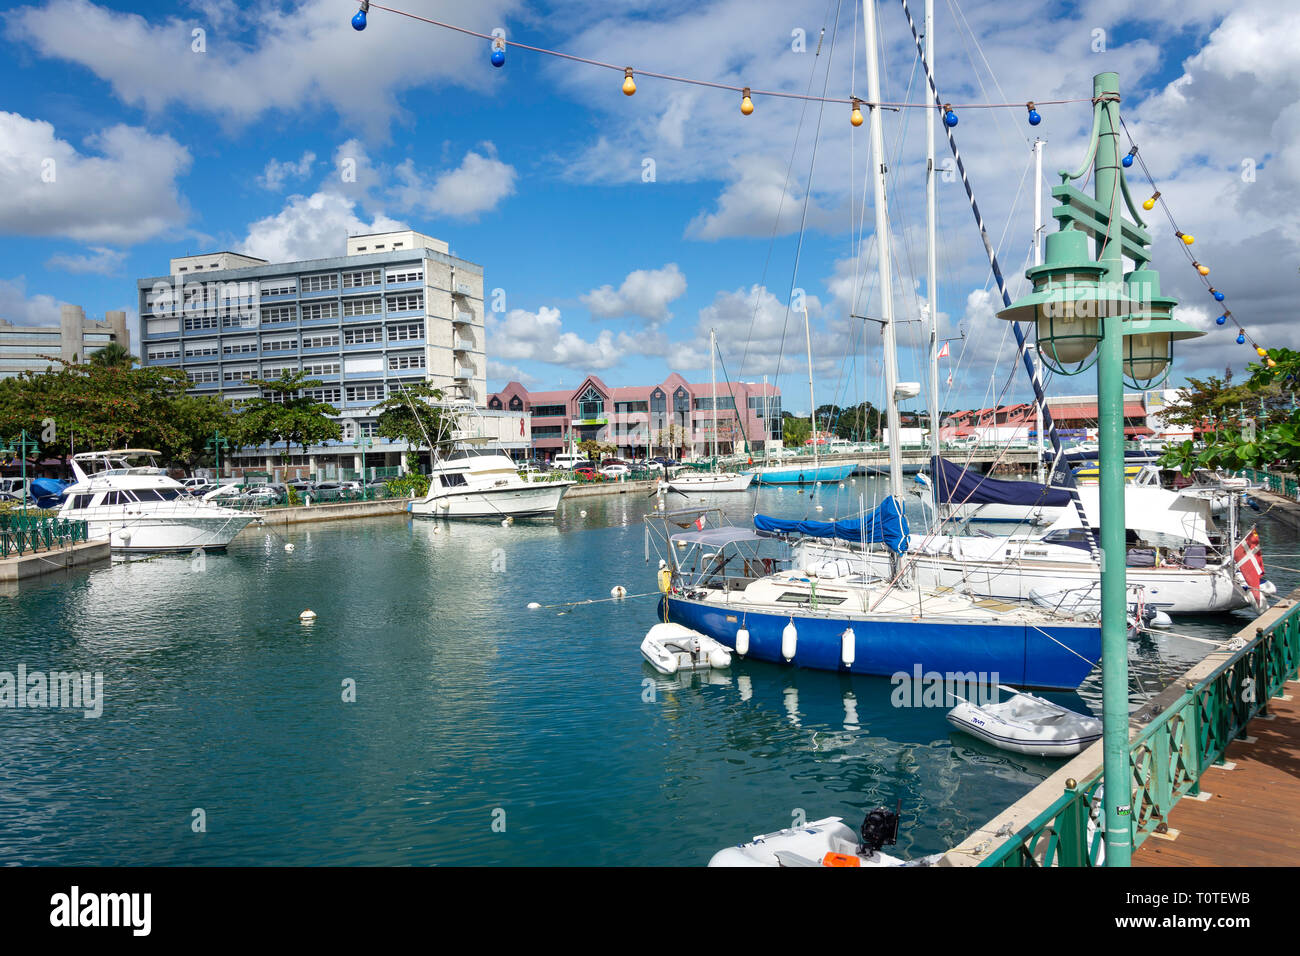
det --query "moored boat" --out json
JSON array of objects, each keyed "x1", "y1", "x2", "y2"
[
  {"x1": 639, "y1": 622, "x2": 732, "y2": 675},
  {"x1": 946, "y1": 691, "x2": 1102, "y2": 758}
]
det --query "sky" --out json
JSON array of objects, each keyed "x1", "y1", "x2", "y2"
[{"x1": 1, "y1": 0, "x2": 1296, "y2": 417}]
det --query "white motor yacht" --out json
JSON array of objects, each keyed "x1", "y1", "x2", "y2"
[
  {"x1": 58, "y1": 449, "x2": 259, "y2": 552},
  {"x1": 408, "y1": 451, "x2": 572, "y2": 519}
]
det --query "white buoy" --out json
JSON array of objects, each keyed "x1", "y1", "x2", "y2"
[
  {"x1": 610, "y1": 585, "x2": 627, "y2": 598},
  {"x1": 299, "y1": 609, "x2": 316, "y2": 623},
  {"x1": 839, "y1": 483, "x2": 845, "y2": 489},
  {"x1": 527, "y1": 602, "x2": 541, "y2": 609},
  {"x1": 580, "y1": 510, "x2": 587, "y2": 517},
  {"x1": 501, "y1": 518, "x2": 510, "y2": 527},
  {"x1": 735, "y1": 627, "x2": 750, "y2": 657},
  {"x1": 284, "y1": 543, "x2": 295, "y2": 552},
  {"x1": 841, "y1": 627, "x2": 856, "y2": 667},
  {"x1": 709, "y1": 648, "x2": 732, "y2": 669},
  {"x1": 781, "y1": 620, "x2": 798, "y2": 661},
  {"x1": 815, "y1": 504, "x2": 824, "y2": 511}
]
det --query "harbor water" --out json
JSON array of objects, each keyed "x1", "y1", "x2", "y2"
[{"x1": 0, "y1": 477, "x2": 1291, "y2": 866}]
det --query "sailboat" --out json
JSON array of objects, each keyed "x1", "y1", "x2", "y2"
[
  {"x1": 646, "y1": 0, "x2": 1101, "y2": 691},
  {"x1": 745, "y1": 309, "x2": 855, "y2": 486},
  {"x1": 664, "y1": 329, "x2": 755, "y2": 493}
]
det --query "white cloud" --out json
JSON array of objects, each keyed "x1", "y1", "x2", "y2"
[
  {"x1": 0, "y1": 276, "x2": 68, "y2": 326},
  {"x1": 44, "y1": 246, "x2": 127, "y2": 276},
  {"x1": 7, "y1": 0, "x2": 521, "y2": 137},
  {"x1": 486, "y1": 306, "x2": 626, "y2": 370},
  {"x1": 258, "y1": 151, "x2": 317, "y2": 191},
  {"x1": 686, "y1": 155, "x2": 840, "y2": 240},
  {"x1": 581, "y1": 263, "x2": 686, "y2": 324},
  {"x1": 0, "y1": 111, "x2": 190, "y2": 244},
  {"x1": 668, "y1": 285, "x2": 825, "y2": 379},
  {"x1": 392, "y1": 145, "x2": 518, "y2": 220},
  {"x1": 486, "y1": 360, "x2": 540, "y2": 387},
  {"x1": 239, "y1": 192, "x2": 406, "y2": 263}
]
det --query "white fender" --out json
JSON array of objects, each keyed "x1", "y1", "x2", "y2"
[
  {"x1": 735, "y1": 627, "x2": 750, "y2": 657},
  {"x1": 841, "y1": 627, "x2": 856, "y2": 667},
  {"x1": 782, "y1": 621, "x2": 798, "y2": 662}
]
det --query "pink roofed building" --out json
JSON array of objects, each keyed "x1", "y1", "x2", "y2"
[{"x1": 488, "y1": 374, "x2": 782, "y2": 461}]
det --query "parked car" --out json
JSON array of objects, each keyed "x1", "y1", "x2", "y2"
[
  {"x1": 600, "y1": 464, "x2": 630, "y2": 479},
  {"x1": 573, "y1": 467, "x2": 601, "y2": 481},
  {"x1": 651, "y1": 456, "x2": 679, "y2": 468}
]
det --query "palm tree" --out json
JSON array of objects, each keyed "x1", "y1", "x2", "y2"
[{"x1": 88, "y1": 342, "x2": 137, "y2": 368}]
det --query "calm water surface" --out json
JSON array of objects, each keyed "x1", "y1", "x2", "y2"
[{"x1": 1, "y1": 477, "x2": 1292, "y2": 865}]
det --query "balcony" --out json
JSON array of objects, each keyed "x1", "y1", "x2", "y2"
[
  {"x1": 453, "y1": 338, "x2": 475, "y2": 352},
  {"x1": 453, "y1": 365, "x2": 475, "y2": 380},
  {"x1": 452, "y1": 310, "x2": 473, "y2": 326},
  {"x1": 453, "y1": 283, "x2": 473, "y2": 298}
]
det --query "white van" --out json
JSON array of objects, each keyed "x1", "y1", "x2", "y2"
[{"x1": 553, "y1": 453, "x2": 587, "y2": 469}]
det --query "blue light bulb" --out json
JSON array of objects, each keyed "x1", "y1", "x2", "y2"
[
  {"x1": 1122, "y1": 153, "x2": 1134, "y2": 168},
  {"x1": 1214, "y1": 290, "x2": 1225, "y2": 301},
  {"x1": 1216, "y1": 315, "x2": 1227, "y2": 325},
  {"x1": 491, "y1": 47, "x2": 505, "y2": 68},
  {"x1": 351, "y1": 9, "x2": 366, "y2": 30},
  {"x1": 1027, "y1": 109, "x2": 1041, "y2": 126},
  {"x1": 944, "y1": 110, "x2": 958, "y2": 128},
  {"x1": 1237, "y1": 333, "x2": 1247, "y2": 345}
]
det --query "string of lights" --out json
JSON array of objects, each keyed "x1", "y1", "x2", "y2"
[
  {"x1": 347, "y1": 0, "x2": 1091, "y2": 123},
  {"x1": 1119, "y1": 117, "x2": 1273, "y2": 368}
]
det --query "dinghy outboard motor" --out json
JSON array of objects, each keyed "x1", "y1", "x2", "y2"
[{"x1": 859, "y1": 802, "x2": 900, "y2": 855}]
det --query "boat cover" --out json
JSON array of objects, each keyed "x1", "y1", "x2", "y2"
[
  {"x1": 931, "y1": 456, "x2": 1073, "y2": 508},
  {"x1": 754, "y1": 496, "x2": 910, "y2": 554}
]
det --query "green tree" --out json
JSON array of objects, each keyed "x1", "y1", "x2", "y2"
[
  {"x1": 578, "y1": 438, "x2": 615, "y2": 461},
  {"x1": 87, "y1": 342, "x2": 137, "y2": 368},
  {"x1": 1161, "y1": 350, "x2": 1300, "y2": 474},
  {"x1": 370, "y1": 381, "x2": 451, "y2": 471},
  {"x1": 782, "y1": 416, "x2": 811, "y2": 447},
  {"x1": 233, "y1": 371, "x2": 342, "y2": 465}
]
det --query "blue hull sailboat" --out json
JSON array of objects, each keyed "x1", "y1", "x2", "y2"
[{"x1": 748, "y1": 462, "x2": 856, "y2": 485}]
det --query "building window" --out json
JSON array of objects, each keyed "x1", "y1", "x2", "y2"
[
  {"x1": 531, "y1": 404, "x2": 567, "y2": 418},
  {"x1": 693, "y1": 397, "x2": 735, "y2": 411},
  {"x1": 616, "y1": 401, "x2": 649, "y2": 413},
  {"x1": 343, "y1": 269, "x2": 382, "y2": 289},
  {"x1": 261, "y1": 305, "x2": 296, "y2": 323},
  {"x1": 386, "y1": 293, "x2": 423, "y2": 313},
  {"x1": 302, "y1": 361, "x2": 340, "y2": 376},
  {"x1": 221, "y1": 314, "x2": 259, "y2": 329},
  {"x1": 387, "y1": 269, "x2": 423, "y2": 284},
  {"x1": 387, "y1": 322, "x2": 424, "y2": 341},
  {"x1": 489, "y1": 397, "x2": 503, "y2": 410},
  {"x1": 343, "y1": 297, "x2": 382, "y2": 317},
  {"x1": 673, "y1": 388, "x2": 690, "y2": 414},
  {"x1": 301, "y1": 273, "x2": 339, "y2": 293},
  {"x1": 388, "y1": 353, "x2": 425, "y2": 370},
  {"x1": 343, "y1": 326, "x2": 383, "y2": 345},
  {"x1": 531, "y1": 425, "x2": 563, "y2": 438},
  {"x1": 302, "y1": 333, "x2": 339, "y2": 349},
  {"x1": 345, "y1": 384, "x2": 386, "y2": 403},
  {"x1": 260, "y1": 280, "x2": 297, "y2": 296},
  {"x1": 223, "y1": 368, "x2": 257, "y2": 383},
  {"x1": 305, "y1": 387, "x2": 341, "y2": 403},
  {"x1": 223, "y1": 340, "x2": 259, "y2": 355},
  {"x1": 187, "y1": 369, "x2": 220, "y2": 384},
  {"x1": 509, "y1": 396, "x2": 523, "y2": 411},
  {"x1": 577, "y1": 385, "x2": 604, "y2": 419},
  {"x1": 184, "y1": 341, "x2": 219, "y2": 358},
  {"x1": 302, "y1": 301, "x2": 339, "y2": 321},
  {"x1": 183, "y1": 315, "x2": 220, "y2": 332},
  {"x1": 146, "y1": 345, "x2": 180, "y2": 360}
]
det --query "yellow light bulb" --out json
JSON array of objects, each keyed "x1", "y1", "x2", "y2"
[
  {"x1": 1268, "y1": 358, "x2": 1278, "y2": 368},
  {"x1": 1142, "y1": 197, "x2": 1155, "y2": 211},
  {"x1": 1183, "y1": 233, "x2": 1195, "y2": 245},
  {"x1": 850, "y1": 101, "x2": 863, "y2": 127},
  {"x1": 741, "y1": 88, "x2": 753, "y2": 116},
  {"x1": 622, "y1": 69, "x2": 636, "y2": 96},
  {"x1": 1257, "y1": 347, "x2": 1268, "y2": 357},
  {"x1": 1196, "y1": 264, "x2": 1209, "y2": 276}
]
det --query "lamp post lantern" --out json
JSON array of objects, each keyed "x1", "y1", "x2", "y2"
[{"x1": 997, "y1": 72, "x2": 1204, "y2": 866}]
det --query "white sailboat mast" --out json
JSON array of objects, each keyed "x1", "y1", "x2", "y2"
[
  {"x1": 925, "y1": 0, "x2": 940, "y2": 465},
  {"x1": 864, "y1": 0, "x2": 904, "y2": 503},
  {"x1": 710, "y1": 327, "x2": 718, "y2": 459},
  {"x1": 1034, "y1": 137, "x2": 1045, "y2": 483},
  {"x1": 804, "y1": 306, "x2": 817, "y2": 470}
]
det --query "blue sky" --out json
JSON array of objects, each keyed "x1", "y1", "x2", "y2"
[{"x1": 2, "y1": 0, "x2": 1295, "y2": 416}]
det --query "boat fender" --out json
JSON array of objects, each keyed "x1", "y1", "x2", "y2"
[
  {"x1": 840, "y1": 627, "x2": 856, "y2": 667},
  {"x1": 781, "y1": 621, "x2": 797, "y2": 662},
  {"x1": 299, "y1": 609, "x2": 316, "y2": 624},
  {"x1": 526, "y1": 602, "x2": 541, "y2": 609},
  {"x1": 735, "y1": 627, "x2": 750, "y2": 657},
  {"x1": 709, "y1": 648, "x2": 732, "y2": 669},
  {"x1": 610, "y1": 585, "x2": 627, "y2": 598},
  {"x1": 657, "y1": 568, "x2": 672, "y2": 594},
  {"x1": 284, "y1": 543, "x2": 295, "y2": 552}
]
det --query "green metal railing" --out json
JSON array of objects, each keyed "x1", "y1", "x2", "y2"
[
  {"x1": 979, "y1": 595, "x2": 1300, "y2": 866},
  {"x1": 1241, "y1": 467, "x2": 1299, "y2": 499},
  {"x1": 0, "y1": 512, "x2": 90, "y2": 558}
]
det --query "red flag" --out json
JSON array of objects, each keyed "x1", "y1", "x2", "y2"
[
  {"x1": 937, "y1": 341, "x2": 950, "y2": 359},
  {"x1": 694, "y1": 514, "x2": 706, "y2": 531},
  {"x1": 1233, "y1": 528, "x2": 1267, "y2": 608}
]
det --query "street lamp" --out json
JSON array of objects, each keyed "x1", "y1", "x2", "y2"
[
  {"x1": 352, "y1": 420, "x2": 372, "y2": 500},
  {"x1": 206, "y1": 430, "x2": 229, "y2": 480},
  {"x1": 0, "y1": 430, "x2": 39, "y2": 518},
  {"x1": 996, "y1": 71, "x2": 1205, "y2": 868}
]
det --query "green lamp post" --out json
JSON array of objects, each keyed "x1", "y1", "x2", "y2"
[
  {"x1": 354, "y1": 422, "x2": 372, "y2": 501},
  {"x1": 1, "y1": 430, "x2": 39, "y2": 518},
  {"x1": 206, "y1": 430, "x2": 229, "y2": 480},
  {"x1": 997, "y1": 72, "x2": 1205, "y2": 867}
]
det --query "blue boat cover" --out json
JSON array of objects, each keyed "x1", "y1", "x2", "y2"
[
  {"x1": 30, "y1": 477, "x2": 70, "y2": 509},
  {"x1": 931, "y1": 456, "x2": 1072, "y2": 508},
  {"x1": 754, "y1": 496, "x2": 910, "y2": 553}
]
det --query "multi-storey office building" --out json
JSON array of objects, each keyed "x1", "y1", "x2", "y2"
[
  {"x1": 489, "y1": 373, "x2": 782, "y2": 461},
  {"x1": 0, "y1": 306, "x2": 130, "y2": 379},
  {"x1": 137, "y1": 231, "x2": 519, "y2": 477}
]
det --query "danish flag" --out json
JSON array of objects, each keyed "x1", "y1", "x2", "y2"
[
  {"x1": 937, "y1": 341, "x2": 950, "y2": 359},
  {"x1": 1233, "y1": 528, "x2": 1268, "y2": 608}
]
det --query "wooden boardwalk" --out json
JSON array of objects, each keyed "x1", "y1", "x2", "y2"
[{"x1": 1134, "y1": 678, "x2": 1300, "y2": 867}]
